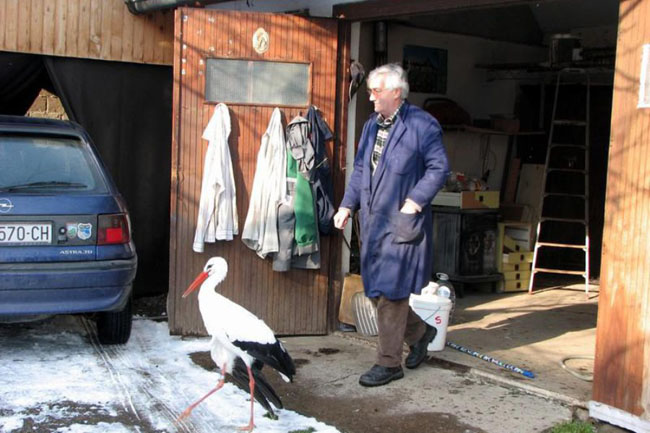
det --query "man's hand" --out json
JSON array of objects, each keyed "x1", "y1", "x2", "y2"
[
  {"x1": 400, "y1": 198, "x2": 421, "y2": 214},
  {"x1": 333, "y1": 208, "x2": 351, "y2": 230}
]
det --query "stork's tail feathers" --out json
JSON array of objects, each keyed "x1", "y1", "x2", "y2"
[
  {"x1": 268, "y1": 340, "x2": 296, "y2": 382},
  {"x1": 231, "y1": 359, "x2": 283, "y2": 414}
]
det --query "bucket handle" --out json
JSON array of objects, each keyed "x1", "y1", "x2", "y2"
[{"x1": 420, "y1": 306, "x2": 441, "y2": 323}]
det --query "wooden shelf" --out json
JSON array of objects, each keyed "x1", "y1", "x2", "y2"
[
  {"x1": 444, "y1": 124, "x2": 545, "y2": 136},
  {"x1": 474, "y1": 63, "x2": 614, "y2": 84}
]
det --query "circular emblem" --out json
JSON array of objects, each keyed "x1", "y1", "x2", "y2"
[
  {"x1": 252, "y1": 28, "x2": 269, "y2": 54},
  {"x1": 0, "y1": 198, "x2": 14, "y2": 213}
]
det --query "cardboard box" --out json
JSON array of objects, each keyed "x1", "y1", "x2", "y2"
[
  {"x1": 433, "y1": 191, "x2": 500, "y2": 209},
  {"x1": 338, "y1": 274, "x2": 364, "y2": 325}
]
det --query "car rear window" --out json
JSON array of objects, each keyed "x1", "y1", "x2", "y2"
[{"x1": 0, "y1": 134, "x2": 108, "y2": 194}]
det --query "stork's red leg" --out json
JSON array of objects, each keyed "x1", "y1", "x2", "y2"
[
  {"x1": 237, "y1": 365, "x2": 256, "y2": 432},
  {"x1": 176, "y1": 363, "x2": 227, "y2": 423}
]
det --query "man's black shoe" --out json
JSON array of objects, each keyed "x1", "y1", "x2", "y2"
[
  {"x1": 359, "y1": 364, "x2": 404, "y2": 387},
  {"x1": 405, "y1": 324, "x2": 437, "y2": 369}
]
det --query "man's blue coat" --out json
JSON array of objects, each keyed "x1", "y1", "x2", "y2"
[{"x1": 340, "y1": 101, "x2": 449, "y2": 300}]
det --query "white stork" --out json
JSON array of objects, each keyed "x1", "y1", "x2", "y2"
[{"x1": 177, "y1": 257, "x2": 295, "y2": 431}]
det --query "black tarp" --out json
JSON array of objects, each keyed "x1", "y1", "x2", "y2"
[
  {"x1": 0, "y1": 52, "x2": 172, "y2": 296},
  {"x1": 0, "y1": 52, "x2": 52, "y2": 115}
]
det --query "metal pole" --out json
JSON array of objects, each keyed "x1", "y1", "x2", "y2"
[{"x1": 446, "y1": 341, "x2": 535, "y2": 378}]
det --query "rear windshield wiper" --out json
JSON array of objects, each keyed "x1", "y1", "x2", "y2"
[{"x1": 0, "y1": 181, "x2": 88, "y2": 192}]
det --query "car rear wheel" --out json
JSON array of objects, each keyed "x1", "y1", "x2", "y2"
[{"x1": 97, "y1": 296, "x2": 132, "y2": 344}]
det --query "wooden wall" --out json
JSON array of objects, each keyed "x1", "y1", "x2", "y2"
[
  {"x1": 0, "y1": 0, "x2": 173, "y2": 65},
  {"x1": 593, "y1": 0, "x2": 650, "y2": 423},
  {"x1": 168, "y1": 8, "x2": 345, "y2": 336}
]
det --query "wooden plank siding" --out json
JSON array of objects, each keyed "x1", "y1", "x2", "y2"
[
  {"x1": 593, "y1": 0, "x2": 650, "y2": 421},
  {"x1": 0, "y1": 0, "x2": 173, "y2": 65},
  {"x1": 168, "y1": 8, "x2": 343, "y2": 336}
]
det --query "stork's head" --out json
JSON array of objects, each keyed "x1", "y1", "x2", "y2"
[{"x1": 182, "y1": 256, "x2": 228, "y2": 298}]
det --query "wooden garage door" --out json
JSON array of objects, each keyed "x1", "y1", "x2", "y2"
[{"x1": 168, "y1": 8, "x2": 344, "y2": 336}]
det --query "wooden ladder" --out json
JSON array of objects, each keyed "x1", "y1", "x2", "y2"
[{"x1": 529, "y1": 68, "x2": 591, "y2": 295}]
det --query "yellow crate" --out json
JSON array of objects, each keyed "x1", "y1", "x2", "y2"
[
  {"x1": 502, "y1": 262, "x2": 531, "y2": 272},
  {"x1": 503, "y1": 235, "x2": 518, "y2": 252},
  {"x1": 503, "y1": 270, "x2": 531, "y2": 281},
  {"x1": 514, "y1": 240, "x2": 531, "y2": 251},
  {"x1": 497, "y1": 222, "x2": 533, "y2": 272},
  {"x1": 503, "y1": 251, "x2": 533, "y2": 264},
  {"x1": 504, "y1": 223, "x2": 533, "y2": 250},
  {"x1": 466, "y1": 191, "x2": 500, "y2": 209},
  {"x1": 502, "y1": 279, "x2": 529, "y2": 292},
  {"x1": 432, "y1": 191, "x2": 500, "y2": 209},
  {"x1": 503, "y1": 236, "x2": 530, "y2": 253}
]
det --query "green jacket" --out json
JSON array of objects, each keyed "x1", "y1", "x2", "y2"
[{"x1": 286, "y1": 116, "x2": 318, "y2": 254}]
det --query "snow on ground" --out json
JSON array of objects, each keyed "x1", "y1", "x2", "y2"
[{"x1": 0, "y1": 315, "x2": 340, "y2": 433}]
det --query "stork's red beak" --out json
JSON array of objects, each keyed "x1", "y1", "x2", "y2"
[{"x1": 182, "y1": 271, "x2": 209, "y2": 298}]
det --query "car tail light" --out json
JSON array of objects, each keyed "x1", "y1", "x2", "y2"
[{"x1": 97, "y1": 213, "x2": 131, "y2": 245}]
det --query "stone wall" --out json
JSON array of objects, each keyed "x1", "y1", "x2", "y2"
[{"x1": 26, "y1": 90, "x2": 68, "y2": 120}]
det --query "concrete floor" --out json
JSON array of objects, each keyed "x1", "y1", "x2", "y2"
[
  {"x1": 265, "y1": 282, "x2": 604, "y2": 433},
  {"x1": 439, "y1": 284, "x2": 597, "y2": 405},
  {"x1": 348, "y1": 281, "x2": 599, "y2": 407}
]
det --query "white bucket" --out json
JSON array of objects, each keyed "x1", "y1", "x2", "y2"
[{"x1": 409, "y1": 293, "x2": 452, "y2": 351}]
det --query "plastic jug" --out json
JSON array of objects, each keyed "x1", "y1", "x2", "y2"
[{"x1": 435, "y1": 273, "x2": 456, "y2": 322}]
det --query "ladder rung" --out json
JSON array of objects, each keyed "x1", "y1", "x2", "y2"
[
  {"x1": 536, "y1": 242, "x2": 587, "y2": 249},
  {"x1": 540, "y1": 217, "x2": 587, "y2": 223},
  {"x1": 547, "y1": 168, "x2": 587, "y2": 174},
  {"x1": 550, "y1": 143, "x2": 586, "y2": 149},
  {"x1": 553, "y1": 120, "x2": 587, "y2": 126},
  {"x1": 532, "y1": 268, "x2": 586, "y2": 276},
  {"x1": 544, "y1": 192, "x2": 586, "y2": 198},
  {"x1": 559, "y1": 68, "x2": 588, "y2": 74}
]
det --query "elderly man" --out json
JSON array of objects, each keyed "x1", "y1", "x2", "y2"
[{"x1": 334, "y1": 63, "x2": 449, "y2": 387}]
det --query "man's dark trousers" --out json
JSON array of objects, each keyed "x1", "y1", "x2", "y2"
[{"x1": 372, "y1": 296, "x2": 427, "y2": 367}]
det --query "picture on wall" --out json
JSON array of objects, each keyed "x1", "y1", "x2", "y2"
[{"x1": 402, "y1": 44, "x2": 448, "y2": 94}]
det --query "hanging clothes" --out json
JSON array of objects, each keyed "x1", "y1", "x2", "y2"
[
  {"x1": 273, "y1": 115, "x2": 321, "y2": 272},
  {"x1": 285, "y1": 115, "x2": 319, "y2": 255},
  {"x1": 193, "y1": 103, "x2": 238, "y2": 253},
  {"x1": 242, "y1": 108, "x2": 287, "y2": 258},
  {"x1": 273, "y1": 178, "x2": 320, "y2": 272},
  {"x1": 306, "y1": 106, "x2": 335, "y2": 235}
]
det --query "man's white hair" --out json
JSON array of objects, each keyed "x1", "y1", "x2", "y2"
[{"x1": 367, "y1": 63, "x2": 409, "y2": 99}]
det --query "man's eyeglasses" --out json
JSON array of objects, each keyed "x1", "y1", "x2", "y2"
[{"x1": 367, "y1": 87, "x2": 389, "y2": 96}]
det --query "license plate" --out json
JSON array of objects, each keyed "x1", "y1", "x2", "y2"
[{"x1": 0, "y1": 223, "x2": 52, "y2": 245}]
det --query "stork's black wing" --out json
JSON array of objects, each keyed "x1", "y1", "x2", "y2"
[{"x1": 232, "y1": 339, "x2": 296, "y2": 381}]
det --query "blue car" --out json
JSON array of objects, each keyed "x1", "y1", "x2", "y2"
[{"x1": 0, "y1": 116, "x2": 137, "y2": 344}]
